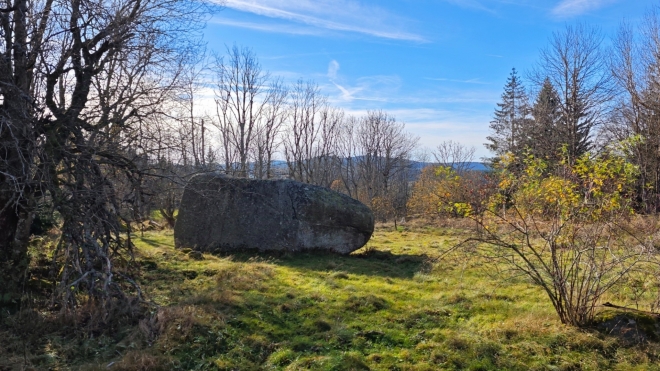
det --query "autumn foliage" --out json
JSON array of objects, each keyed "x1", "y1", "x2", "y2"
[
  {"x1": 470, "y1": 148, "x2": 657, "y2": 327},
  {"x1": 407, "y1": 165, "x2": 495, "y2": 219}
]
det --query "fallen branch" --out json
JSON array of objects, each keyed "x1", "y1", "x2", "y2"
[{"x1": 601, "y1": 302, "x2": 660, "y2": 318}]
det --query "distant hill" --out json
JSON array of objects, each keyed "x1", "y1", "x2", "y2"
[
  {"x1": 270, "y1": 159, "x2": 489, "y2": 171},
  {"x1": 232, "y1": 159, "x2": 490, "y2": 181},
  {"x1": 411, "y1": 161, "x2": 490, "y2": 172},
  {"x1": 456, "y1": 162, "x2": 490, "y2": 172}
]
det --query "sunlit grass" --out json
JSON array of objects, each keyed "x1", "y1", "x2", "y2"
[
  {"x1": 5, "y1": 226, "x2": 658, "y2": 369},
  {"x1": 100, "y1": 226, "x2": 660, "y2": 370}
]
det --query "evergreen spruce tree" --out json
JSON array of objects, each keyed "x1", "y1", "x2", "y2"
[
  {"x1": 486, "y1": 68, "x2": 532, "y2": 161},
  {"x1": 529, "y1": 78, "x2": 563, "y2": 165}
]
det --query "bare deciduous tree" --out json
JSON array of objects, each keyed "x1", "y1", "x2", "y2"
[
  {"x1": 607, "y1": 8, "x2": 660, "y2": 211},
  {"x1": 433, "y1": 140, "x2": 476, "y2": 175},
  {"x1": 336, "y1": 115, "x2": 361, "y2": 199},
  {"x1": 283, "y1": 80, "x2": 343, "y2": 187},
  {"x1": 0, "y1": 0, "x2": 205, "y2": 309},
  {"x1": 253, "y1": 78, "x2": 288, "y2": 179},
  {"x1": 356, "y1": 110, "x2": 418, "y2": 203},
  {"x1": 213, "y1": 45, "x2": 270, "y2": 177},
  {"x1": 333, "y1": 111, "x2": 420, "y2": 223},
  {"x1": 176, "y1": 51, "x2": 213, "y2": 169},
  {"x1": 532, "y1": 24, "x2": 614, "y2": 164}
]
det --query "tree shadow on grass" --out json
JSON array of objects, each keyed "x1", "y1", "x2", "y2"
[
  {"x1": 138, "y1": 236, "x2": 175, "y2": 248},
  {"x1": 212, "y1": 248, "x2": 430, "y2": 279}
]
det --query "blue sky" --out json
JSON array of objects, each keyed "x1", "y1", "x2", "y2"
[{"x1": 203, "y1": 0, "x2": 656, "y2": 159}]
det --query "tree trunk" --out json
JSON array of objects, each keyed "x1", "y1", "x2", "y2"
[
  {"x1": 160, "y1": 208, "x2": 176, "y2": 229},
  {"x1": 0, "y1": 191, "x2": 28, "y2": 306}
]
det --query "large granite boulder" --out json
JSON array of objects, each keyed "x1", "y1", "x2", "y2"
[{"x1": 174, "y1": 174, "x2": 374, "y2": 254}]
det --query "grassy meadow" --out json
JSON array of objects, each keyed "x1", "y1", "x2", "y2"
[{"x1": 2, "y1": 225, "x2": 660, "y2": 370}]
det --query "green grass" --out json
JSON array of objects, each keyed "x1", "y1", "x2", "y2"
[{"x1": 4, "y1": 226, "x2": 660, "y2": 370}]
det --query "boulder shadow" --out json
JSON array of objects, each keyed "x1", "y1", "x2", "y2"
[{"x1": 211, "y1": 248, "x2": 430, "y2": 279}]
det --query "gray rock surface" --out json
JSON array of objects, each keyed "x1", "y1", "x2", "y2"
[{"x1": 174, "y1": 173, "x2": 374, "y2": 254}]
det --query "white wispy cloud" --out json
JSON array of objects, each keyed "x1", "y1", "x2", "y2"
[
  {"x1": 210, "y1": 18, "x2": 328, "y2": 36},
  {"x1": 328, "y1": 74, "x2": 403, "y2": 103},
  {"x1": 551, "y1": 0, "x2": 618, "y2": 17},
  {"x1": 332, "y1": 83, "x2": 362, "y2": 101},
  {"x1": 327, "y1": 60, "x2": 340, "y2": 80},
  {"x1": 218, "y1": 0, "x2": 426, "y2": 41}
]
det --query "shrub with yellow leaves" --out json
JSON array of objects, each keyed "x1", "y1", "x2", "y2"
[
  {"x1": 407, "y1": 165, "x2": 495, "y2": 219},
  {"x1": 468, "y1": 146, "x2": 658, "y2": 327}
]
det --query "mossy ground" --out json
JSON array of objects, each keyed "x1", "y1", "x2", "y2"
[{"x1": 2, "y1": 225, "x2": 660, "y2": 370}]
